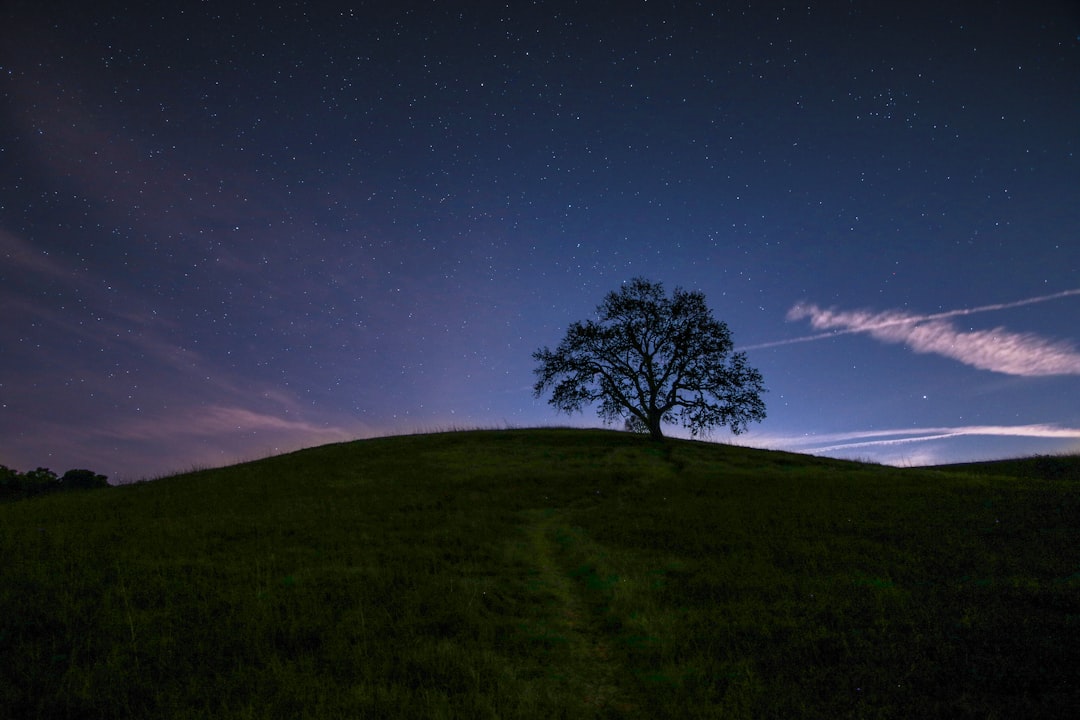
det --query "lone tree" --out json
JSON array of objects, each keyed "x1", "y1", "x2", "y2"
[{"x1": 533, "y1": 278, "x2": 766, "y2": 440}]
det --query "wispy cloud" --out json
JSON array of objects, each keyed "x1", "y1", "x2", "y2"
[
  {"x1": 736, "y1": 424, "x2": 1080, "y2": 465},
  {"x1": 0, "y1": 229, "x2": 72, "y2": 278},
  {"x1": 91, "y1": 404, "x2": 360, "y2": 445},
  {"x1": 753, "y1": 289, "x2": 1080, "y2": 376},
  {"x1": 791, "y1": 424, "x2": 1080, "y2": 453},
  {"x1": 2, "y1": 403, "x2": 370, "y2": 481}
]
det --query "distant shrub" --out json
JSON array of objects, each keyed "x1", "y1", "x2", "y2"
[
  {"x1": 61, "y1": 468, "x2": 109, "y2": 489},
  {"x1": 20, "y1": 467, "x2": 59, "y2": 494},
  {"x1": 0, "y1": 465, "x2": 108, "y2": 501},
  {"x1": 0, "y1": 465, "x2": 19, "y2": 496}
]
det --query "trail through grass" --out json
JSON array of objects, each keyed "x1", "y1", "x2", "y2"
[
  {"x1": 521, "y1": 508, "x2": 641, "y2": 717},
  {"x1": 2, "y1": 428, "x2": 1078, "y2": 718}
]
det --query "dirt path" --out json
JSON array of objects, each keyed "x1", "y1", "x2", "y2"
[{"x1": 521, "y1": 509, "x2": 641, "y2": 717}]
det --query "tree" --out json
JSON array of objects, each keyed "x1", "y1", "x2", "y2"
[
  {"x1": 0, "y1": 465, "x2": 19, "y2": 500},
  {"x1": 0, "y1": 465, "x2": 109, "y2": 501},
  {"x1": 532, "y1": 278, "x2": 766, "y2": 440},
  {"x1": 21, "y1": 467, "x2": 59, "y2": 495},
  {"x1": 61, "y1": 469, "x2": 109, "y2": 489}
]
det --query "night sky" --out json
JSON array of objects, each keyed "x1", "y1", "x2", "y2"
[{"x1": 2, "y1": 1, "x2": 1079, "y2": 481}]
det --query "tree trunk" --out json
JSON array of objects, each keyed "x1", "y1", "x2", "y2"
[{"x1": 647, "y1": 412, "x2": 664, "y2": 440}]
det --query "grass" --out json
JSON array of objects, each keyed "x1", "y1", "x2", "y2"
[
  {"x1": 935, "y1": 453, "x2": 1080, "y2": 482},
  {"x1": 1, "y1": 428, "x2": 1077, "y2": 718}
]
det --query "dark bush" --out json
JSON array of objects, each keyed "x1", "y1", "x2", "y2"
[
  {"x1": 0, "y1": 465, "x2": 108, "y2": 501},
  {"x1": 61, "y1": 468, "x2": 109, "y2": 489}
]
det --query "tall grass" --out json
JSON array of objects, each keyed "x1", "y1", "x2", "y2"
[{"x1": 1, "y1": 429, "x2": 1077, "y2": 718}]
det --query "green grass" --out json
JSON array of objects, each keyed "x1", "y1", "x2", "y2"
[
  {"x1": 1, "y1": 428, "x2": 1077, "y2": 718},
  {"x1": 935, "y1": 453, "x2": 1080, "y2": 482}
]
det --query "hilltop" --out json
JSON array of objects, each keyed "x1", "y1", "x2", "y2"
[{"x1": 1, "y1": 428, "x2": 1077, "y2": 718}]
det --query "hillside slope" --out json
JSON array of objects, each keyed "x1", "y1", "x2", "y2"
[
  {"x1": 2, "y1": 428, "x2": 1078, "y2": 718},
  {"x1": 936, "y1": 453, "x2": 1080, "y2": 482}
]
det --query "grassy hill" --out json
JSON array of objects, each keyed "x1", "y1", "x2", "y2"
[
  {"x1": 2, "y1": 428, "x2": 1077, "y2": 718},
  {"x1": 935, "y1": 453, "x2": 1080, "y2": 483}
]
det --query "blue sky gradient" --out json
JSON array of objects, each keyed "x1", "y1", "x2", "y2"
[{"x1": 2, "y1": 1, "x2": 1078, "y2": 480}]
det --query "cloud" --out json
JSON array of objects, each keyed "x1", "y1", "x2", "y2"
[
  {"x1": 735, "y1": 424, "x2": 1080, "y2": 465},
  {"x1": 92, "y1": 404, "x2": 360, "y2": 445},
  {"x1": 782, "y1": 291, "x2": 1080, "y2": 376},
  {"x1": 793, "y1": 424, "x2": 1080, "y2": 453},
  {"x1": 0, "y1": 229, "x2": 72, "y2": 278}
]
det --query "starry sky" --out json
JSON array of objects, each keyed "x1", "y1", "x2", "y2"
[{"x1": 2, "y1": 0, "x2": 1079, "y2": 481}]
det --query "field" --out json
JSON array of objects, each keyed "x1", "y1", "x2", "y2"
[{"x1": 1, "y1": 428, "x2": 1078, "y2": 718}]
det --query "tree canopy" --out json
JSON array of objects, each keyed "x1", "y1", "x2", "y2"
[
  {"x1": 532, "y1": 278, "x2": 766, "y2": 440},
  {"x1": 0, "y1": 465, "x2": 108, "y2": 501}
]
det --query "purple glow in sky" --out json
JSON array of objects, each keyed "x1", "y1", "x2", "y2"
[{"x1": 2, "y1": 1, "x2": 1078, "y2": 480}]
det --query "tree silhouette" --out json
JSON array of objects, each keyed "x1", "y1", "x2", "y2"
[
  {"x1": 533, "y1": 278, "x2": 766, "y2": 440},
  {"x1": 61, "y1": 469, "x2": 109, "y2": 489},
  {"x1": 0, "y1": 465, "x2": 109, "y2": 501}
]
